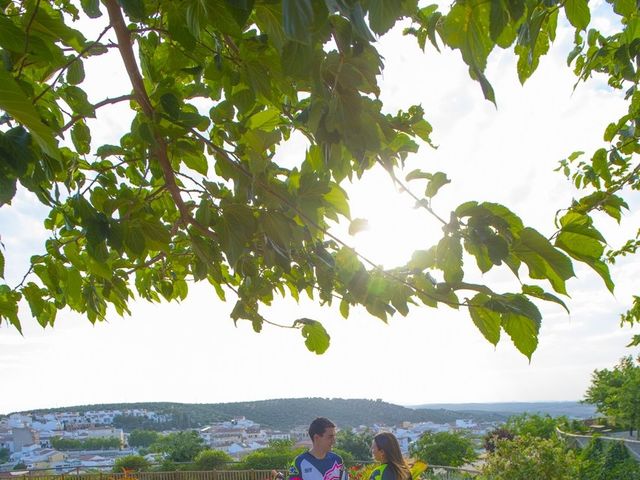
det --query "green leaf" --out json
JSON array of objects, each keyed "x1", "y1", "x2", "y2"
[
  {"x1": 0, "y1": 15, "x2": 28, "y2": 53},
  {"x1": 406, "y1": 169, "x2": 432, "y2": 181},
  {"x1": 0, "y1": 250, "x2": 4, "y2": 278},
  {"x1": 124, "y1": 224, "x2": 146, "y2": 257},
  {"x1": 0, "y1": 176, "x2": 17, "y2": 206},
  {"x1": 0, "y1": 285, "x2": 22, "y2": 333},
  {"x1": 66, "y1": 267, "x2": 83, "y2": 309},
  {"x1": 500, "y1": 295, "x2": 541, "y2": 360},
  {"x1": 66, "y1": 59, "x2": 86, "y2": 85},
  {"x1": 119, "y1": 0, "x2": 146, "y2": 21},
  {"x1": 513, "y1": 227, "x2": 574, "y2": 295},
  {"x1": 186, "y1": 0, "x2": 207, "y2": 38},
  {"x1": 0, "y1": 70, "x2": 59, "y2": 160},
  {"x1": 23, "y1": 282, "x2": 56, "y2": 327},
  {"x1": 294, "y1": 318, "x2": 331, "y2": 354},
  {"x1": 425, "y1": 171, "x2": 450, "y2": 198},
  {"x1": 469, "y1": 293, "x2": 501, "y2": 345},
  {"x1": 160, "y1": 93, "x2": 181, "y2": 119},
  {"x1": 339, "y1": 299, "x2": 349, "y2": 319},
  {"x1": 80, "y1": 0, "x2": 102, "y2": 18},
  {"x1": 412, "y1": 119, "x2": 434, "y2": 143},
  {"x1": 261, "y1": 211, "x2": 293, "y2": 252},
  {"x1": 221, "y1": 203, "x2": 256, "y2": 267},
  {"x1": 489, "y1": 0, "x2": 508, "y2": 42},
  {"x1": 592, "y1": 148, "x2": 611, "y2": 184},
  {"x1": 556, "y1": 233, "x2": 613, "y2": 292},
  {"x1": 70, "y1": 120, "x2": 91, "y2": 155},
  {"x1": 256, "y1": 4, "x2": 287, "y2": 51},
  {"x1": 181, "y1": 149, "x2": 208, "y2": 175},
  {"x1": 474, "y1": 67, "x2": 496, "y2": 105},
  {"x1": 565, "y1": 0, "x2": 590, "y2": 31},
  {"x1": 349, "y1": 2, "x2": 376, "y2": 41},
  {"x1": 408, "y1": 248, "x2": 436, "y2": 271},
  {"x1": 282, "y1": 0, "x2": 313, "y2": 44},
  {"x1": 368, "y1": 0, "x2": 403, "y2": 35},
  {"x1": 61, "y1": 86, "x2": 95, "y2": 117},
  {"x1": 348, "y1": 218, "x2": 369, "y2": 235},
  {"x1": 522, "y1": 284, "x2": 569, "y2": 314},
  {"x1": 554, "y1": 212, "x2": 613, "y2": 292},
  {"x1": 96, "y1": 144, "x2": 125, "y2": 158},
  {"x1": 247, "y1": 108, "x2": 282, "y2": 131},
  {"x1": 436, "y1": 236, "x2": 463, "y2": 284},
  {"x1": 324, "y1": 183, "x2": 350, "y2": 219},
  {"x1": 139, "y1": 219, "x2": 171, "y2": 252},
  {"x1": 224, "y1": 0, "x2": 255, "y2": 27}
]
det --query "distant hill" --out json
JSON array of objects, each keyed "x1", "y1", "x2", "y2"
[
  {"x1": 23, "y1": 398, "x2": 506, "y2": 431},
  {"x1": 412, "y1": 401, "x2": 597, "y2": 419}
]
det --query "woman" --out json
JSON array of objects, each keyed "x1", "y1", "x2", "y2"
[{"x1": 369, "y1": 432, "x2": 411, "y2": 480}]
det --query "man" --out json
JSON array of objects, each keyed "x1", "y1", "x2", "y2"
[{"x1": 288, "y1": 417, "x2": 346, "y2": 480}]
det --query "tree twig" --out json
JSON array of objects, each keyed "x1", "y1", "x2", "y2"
[{"x1": 60, "y1": 94, "x2": 133, "y2": 133}]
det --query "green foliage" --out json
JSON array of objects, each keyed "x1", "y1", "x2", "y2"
[
  {"x1": 409, "y1": 431, "x2": 477, "y2": 468},
  {"x1": 584, "y1": 356, "x2": 640, "y2": 437},
  {"x1": 114, "y1": 412, "x2": 194, "y2": 431},
  {"x1": 0, "y1": 447, "x2": 9, "y2": 464},
  {"x1": 577, "y1": 437, "x2": 640, "y2": 480},
  {"x1": 112, "y1": 455, "x2": 151, "y2": 473},
  {"x1": 336, "y1": 429, "x2": 374, "y2": 461},
  {"x1": 194, "y1": 449, "x2": 234, "y2": 470},
  {"x1": 150, "y1": 431, "x2": 205, "y2": 463},
  {"x1": 0, "y1": 0, "x2": 635, "y2": 359},
  {"x1": 482, "y1": 427, "x2": 514, "y2": 453},
  {"x1": 481, "y1": 436, "x2": 578, "y2": 480},
  {"x1": 128, "y1": 429, "x2": 161, "y2": 448},
  {"x1": 504, "y1": 413, "x2": 558, "y2": 439},
  {"x1": 238, "y1": 440, "x2": 303, "y2": 470},
  {"x1": 51, "y1": 436, "x2": 121, "y2": 450}
]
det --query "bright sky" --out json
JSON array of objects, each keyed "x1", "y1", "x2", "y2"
[{"x1": 1, "y1": 2, "x2": 639, "y2": 415}]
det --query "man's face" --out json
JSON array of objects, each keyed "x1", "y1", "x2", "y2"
[{"x1": 313, "y1": 427, "x2": 337, "y2": 453}]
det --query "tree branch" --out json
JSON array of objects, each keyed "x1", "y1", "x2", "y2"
[
  {"x1": 33, "y1": 24, "x2": 112, "y2": 104},
  {"x1": 17, "y1": 0, "x2": 41, "y2": 78},
  {"x1": 103, "y1": 0, "x2": 217, "y2": 241},
  {"x1": 60, "y1": 94, "x2": 133, "y2": 133}
]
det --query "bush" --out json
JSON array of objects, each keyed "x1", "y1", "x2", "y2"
[
  {"x1": 194, "y1": 449, "x2": 234, "y2": 470},
  {"x1": 409, "y1": 431, "x2": 477, "y2": 467},
  {"x1": 112, "y1": 455, "x2": 151, "y2": 473},
  {"x1": 481, "y1": 436, "x2": 578, "y2": 480},
  {"x1": 504, "y1": 413, "x2": 558, "y2": 440},
  {"x1": 238, "y1": 441, "x2": 304, "y2": 470},
  {"x1": 483, "y1": 427, "x2": 514, "y2": 453},
  {"x1": 578, "y1": 438, "x2": 640, "y2": 480}
]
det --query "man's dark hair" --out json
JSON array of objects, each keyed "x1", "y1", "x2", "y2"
[{"x1": 308, "y1": 417, "x2": 335, "y2": 439}]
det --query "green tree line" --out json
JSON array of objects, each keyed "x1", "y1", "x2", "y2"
[{"x1": 51, "y1": 436, "x2": 121, "y2": 451}]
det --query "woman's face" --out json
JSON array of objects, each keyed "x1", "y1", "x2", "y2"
[{"x1": 371, "y1": 440, "x2": 386, "y2": 462}]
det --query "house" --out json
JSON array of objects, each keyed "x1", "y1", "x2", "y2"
[
  {"x1": 0, "y1": 431, "x2": 14, "y2": 453},
  {"x1": 20, "y1": 448, "x2": 64, "y2": 470},
  {"x1": 11, "y1": 429, "x2": 39, "y2": 453},
  {"x1": 265, "y1": 430, "x2": 290, "y2": 441},
  {"x1": 83, "y1": 427, "x2": 124, "y2": 444},
  {"x1": 7, "y1": 416, "x2": 31, "y2": 430}
]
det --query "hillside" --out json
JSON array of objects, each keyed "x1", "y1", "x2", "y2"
[
  {"x1": 413, "y1": 401, "x2": 597, "y2": 419},
  {"x1": 25, "y1": 398, "x2": 506, "y2": 430}
]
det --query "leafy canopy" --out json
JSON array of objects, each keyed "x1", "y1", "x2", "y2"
[
  {"x1": 481, "y1": 435, "x2": 579, "y2": 480},
  {"x1": 584, "y1": 355, "x2": 640, "y2": 438},
  {"x1": 409, "y1": 430, "x2": 477, "y2": 468},
  {"x1": 0, "y1": 0, "x2": 636, "y2": 358}
]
